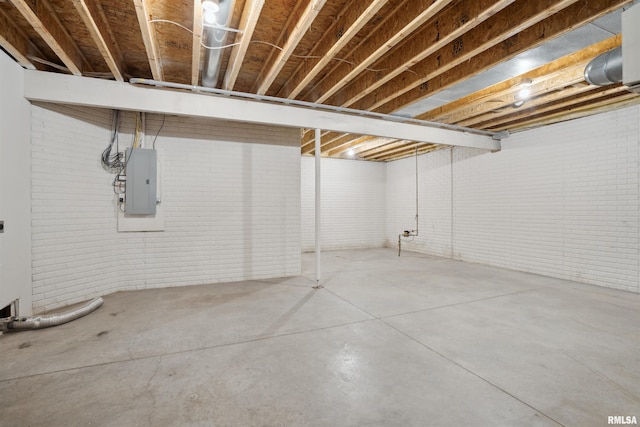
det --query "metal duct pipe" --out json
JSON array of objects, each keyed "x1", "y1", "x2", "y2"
[
  {"x1": 202, "y1": 0, "x2": 236, "y2": 88},
  {"x1": 6, "y1": 297, "x2": 103, "y2": 331},
  {"x1": 584, "y1": 47, "x2": 623, "y2": 86}
]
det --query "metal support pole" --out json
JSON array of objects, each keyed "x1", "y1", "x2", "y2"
[{"x1": 314, "y1": 128, "x2": 322, "y2": 287}]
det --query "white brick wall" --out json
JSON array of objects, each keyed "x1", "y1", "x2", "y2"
[
  {"x1": 301, "y1": 157, "x2": 386, "y2": 251},
  {"x1": 387, "y1": 105, "x2": 640, "y2": 293},
  {"x1": 31, "y1": 104, "x2": 301, "y2": 312},
  {"x1": 386, "y1": 148, "x2": 453, "y2": 257}
]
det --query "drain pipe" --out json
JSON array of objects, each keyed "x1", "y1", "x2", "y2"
[
  {"x1": 3, "y1": 297, "x2": 103, "y2": 331},
  {"x1": 398, "y1": 147, "x2": 419, "y2": 256}
]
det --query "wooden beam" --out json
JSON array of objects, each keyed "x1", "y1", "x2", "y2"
[
  {"x1": 492, "y1": 90, "x2": 638, "y2": 132},
  {"x1": 302, "y1": 0, "x2": 454, "y2": 104},
  {"x1": 222, "y1": 0, "x2": 265, "y2": 90},
  {"x1": 256, "y1": 0, "x2": 327, "y2": 95},
  {"x1": 382, "y1": 144, "x2": 441, "y2": 162},
  {"x1": 327, "y1": 0, "x2": 516, "y2": 108},
  {"x1": 191, "y1": 0, "x2": 203, "y2": 86},
  {"x1": 11, "y1": 0, "x2": 89, "y2": 75},
  {"x1": 320, "y1": 134, "x2": 371, "y2": 155},
  {"x1": 0, "y1": 8, "x2": 36, "y2": 69},
  {"x1": 277, "y1": 0, "x2": 389, "y2": 99},
  {"x1": 462, "y1": 84, "x2": 591, "y2": 129},
  {"x1": 326, "y1": 135, "x2": 381, "y2": 157},
  {"x1": 134, "y1": 0, "x2": 163, "y2": 80},
  {"x1": 303, "y1": 132, "x2": 350, "y2": 155},
  {"x1": 452, "y1": 66, "x2": 587, "y2": 127},
  {"x1": 72, "y1": 0, "x2": 124, "y2": 81},
  {"x1": 352, "y1": 139, "x2": 407, "y2": 157},
  {"x1": 481, "y1": 85, "x2": 632, "y2": 130},
  {"x1": 351, "y1": 0, "x2": 582, "y2": 112},
  {"x1": 419, "y1": 35, "x2": 622, "y2": 122},
  {"x1": 375, "y1": 0, "x2": 631, "y2": 115},
  {"x1": 362, "y1": 141, "x2": 422, "y2": 160}
]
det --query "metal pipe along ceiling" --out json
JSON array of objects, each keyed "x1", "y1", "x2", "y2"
[{"x1": 202, "y1": 0, "x2": 236, "y2": 88}]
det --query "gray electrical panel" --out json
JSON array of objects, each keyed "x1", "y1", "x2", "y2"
[{"x1": 125, "y1": 148, "x2": 157, "y2": 215}]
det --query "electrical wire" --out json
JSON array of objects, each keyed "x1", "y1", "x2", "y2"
[
  {"x1": 102, "y1": 110, "x2": 124, "y2": 173},
  {"x1": 148, "y1": 18, "x2": 392, "y2": 73},
  {"x1": 152, "y1": 115, "x2": 166, "y2": 149}
]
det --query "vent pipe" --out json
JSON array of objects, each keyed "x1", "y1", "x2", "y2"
[
  {"x1": 584, "y1": 47, "x2": 623, "y2": 86},
  {"x1": 202, "y1": 0, "x2": 235, "y2": 88}
]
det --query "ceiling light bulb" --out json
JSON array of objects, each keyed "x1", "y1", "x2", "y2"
[
  {"x1": 202, "y1": 0, "x2": 219, "y2": 24},
  {"x1": 517, "y1": 88, "x2": 531, "y2": 100},
  {"x1": 347, "y1": 149, "x2": 356, "y2": 157}
]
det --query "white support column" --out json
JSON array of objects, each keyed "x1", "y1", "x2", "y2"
[{"x1": 315, "y1": 128, "x2": 322, "y2": 287}]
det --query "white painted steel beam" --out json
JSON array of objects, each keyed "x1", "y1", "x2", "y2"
[{"x1": 23, "y1": 71, "x2": 501, "y2": 151}]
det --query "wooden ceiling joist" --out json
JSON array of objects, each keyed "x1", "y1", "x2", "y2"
[
  {"x1": 133, "y1": 0, "x2": 163, "y2": 80},
  {"x1": 326, "y1": 0, "x2": 516, "y2": 108},
  {"x1": 452, "y1": 67, "x2": 587, "y2": 127},
  {"x1": 374, "y1": 0, "x2": 632, "y2": 115},
  {"x1": 11, "y1": 0, "x2": 89, "y2": 75},
  {"x1": 350, "y1": 0, "x2": 581, "y2": 113},
  {"x1": 326, "y1": 135, "x2": 381, "y2": 157},
  {"x1": 0, "y1": 7, "x2": 36, "y2": 69},
  {"x1": 222, "y1": 0, "x2": 265, "y2": 91},
  {"x1": 419, "y1": 35, "x2": 622, "y2": 122},
  {"x1": 502, "y1": 94, "x2": 640, "y2": 132},
  {"x1": 191, "y1": 0, "x2": 203, "y2": 86},
  {"x1": 303, "y1": 0, "x2": 454, "y2": 104},
  {"x1": 301, "y1": 130, "x2": 347, "y2": 154},
  {"x1": 355, "y1": 139, "x2": 407, "y2": 157},
  {"x1": 255, "y1": 0, "x2": 327, "y2": 95},
  {"x1": 72, "y1": 0, "x2": 124, "y2": 81},
  {"x1": 482, "y1": 85, "x2": 634, "y2": 130},
  {"x1": 383, "y1": 144, "x2": 441, "y2": 162},
  {"x1": 277, "y1": 0, "x2": 389, "y2": 99}
]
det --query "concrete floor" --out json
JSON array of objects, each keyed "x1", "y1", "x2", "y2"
[{"x1": 1, "y1": 248, "x2": 639, "y2": 426}]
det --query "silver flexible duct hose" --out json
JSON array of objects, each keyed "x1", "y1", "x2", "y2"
[{"x1": 7, "y1": 297, "x2": 103, "y2": 330}]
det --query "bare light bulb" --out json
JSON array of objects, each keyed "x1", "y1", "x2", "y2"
[{"x1": 202, "y1": 1, "x2": 219, "y2": 24}]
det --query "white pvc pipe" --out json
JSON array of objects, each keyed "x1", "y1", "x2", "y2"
[{"x1": 315, "y1": 128, "x2": 321, "y2": 286}]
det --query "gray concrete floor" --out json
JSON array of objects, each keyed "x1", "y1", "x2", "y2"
[{"x1": 1, "y1": 248, "x2": 639, "y2": 426}]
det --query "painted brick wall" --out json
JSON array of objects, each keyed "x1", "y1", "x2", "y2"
[
  {"x1": 386, "y1": 148, "x2": 453, "y2": 258},
  {"x1": 301, "y1": 157, "x2": 386, "y2": 251},
  {"x1": 387, "y1": 105, "x2": 640, "y2": 293},
  {"x1": 31, "y1": 104, "x2": 301, "y2": 312}
]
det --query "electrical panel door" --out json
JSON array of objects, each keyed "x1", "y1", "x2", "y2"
[{"x1": 125, "y1": 148, "x2": 157, "y2": 215}]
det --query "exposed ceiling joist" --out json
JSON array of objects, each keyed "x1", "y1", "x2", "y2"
[
  {"x1": 383, "y1": 144, "x2": 441, "y2": 162},
  {"x1": 1, "y1": 0, "x2": 637, "y2": 161},
  {"x1": 328, "y1": 0, "x2": 517, "y2": 108},
  {"x1": 222, "y1": 0, "x2": 265, "y2": 91},
  {"x1": 133, "y1": 0, "x2": 163, "y2": 80},
  {"x1": 256, "y1": 0, "x2": 327, "y2": 95},
  {"x1": 305, "y1": 0, "x2": 454, "y2": 104},
  {"x1": 72, "y1": 0, "x2": 124, "y2": 81},
  {"x1": 376, "y1": 0, "x2": 632, "y2": 115},
  {"x1": 191, "y1": 0, "x2": 203, "y2": 86},
  {"x1": 11, "y1": 0, "x2": 88, "y2": 75},
  {"x1": 278, "y1": 0, "x2": 389, "y2": 99},
  {"x1": 353, "y1": 0, "x2": 581, "y2": 112},
  {"x1": 327, "y1": 135, "x2": 381, "y2": 157},
  {"x1": 0, "y1": 8, "x2": 35, "y2": 69},
  {"x1": 420, "y1": 35, "x2": 622, "y2": 122},
  {"x1": 486, "y1": 85, "x2": 632, "y2": 130}
]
